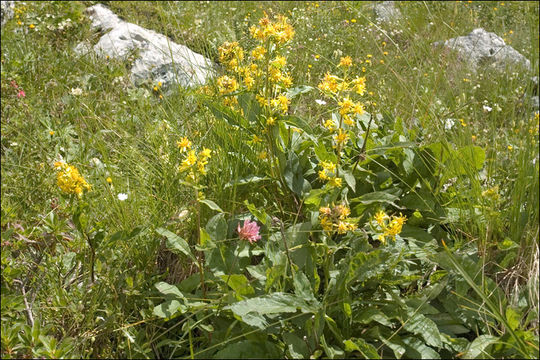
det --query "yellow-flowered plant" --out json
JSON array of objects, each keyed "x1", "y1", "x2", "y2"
[
  {"x1": 54, "y1": 161, "x2": 91, "y2": 198},
  {"x1": 319, "y1": 204, "x2": 357, "y2": 235},
  {"x1": 316, "y1": 55, "x2": 369, "y2": 189},
  {"x1": 372, "y1": 211, "x2": 407, "y2": 244},
  {"x1": 177, "y1": 137, "x2": 212, "y2": 183}
]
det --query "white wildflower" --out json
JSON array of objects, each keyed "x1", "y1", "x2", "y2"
[
  {"x1": 444, "y1": 118, "x2": 455, "y2": 130},
  {"x1": 71, "y1": 87, "x2": 83, "y2": 96},
  {"x1": 117, "y1": 193, "x2": 128, "y2": 201},
  {"x1": 315, "y1": 99, "x2": 327, "y2": 106}
]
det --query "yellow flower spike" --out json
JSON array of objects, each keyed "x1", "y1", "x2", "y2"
[
  {"x1": 328, "y1": 176, "x2": 342, "y2": 188},
  {"x1": 177, "y1": 137, "x2": 192, "y2": 152},
  {"x1": 339, "y1": 56, "x2": 353, "y2": 68},
  {"x1": 334, "y1": 128, "x2": 349, "y2": 145},
  {"x1": 266, "y1": 116, "x2": 276, "y2": 126}
]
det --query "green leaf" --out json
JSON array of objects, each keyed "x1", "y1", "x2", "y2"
[
  {"x1": 403, "y1": 313, "x2": 442, "y2": 348},
  {"x1": 344, "y1": 338, "x2": 380, "y2": 359},
  {"x1": 451, "y1": 145, "x2": 486, "y2": 175},
  {"x1": 205, "y1": 213, "x2": 228, "y2": 242},
  {"x1": 284, "y1": 332, "x2": 309, "y2": 359},
  {"x1": 284, "y1": 152, "x2": 308, "y2": 196},
  {"x1": 281, "y1": 115, "x2": 313, "y2": 134},
  {"x1": 315, "y1": 142, "x2": 338, "y2": 163},
  {"x1": 506, "y1": 307, "x2": 520, "y2": 331},
  {"x1": 214, "y1": 340, "x2": 282, "y2": 359},
  {"x1": 347, "y1": 250, "x2": 388, "y2": 284},
  {"x1": 293, "y1": 271, "x2": 316, "y2": 303},
  {"x1": 462, "y1": 335, "x2": 499, "y2": 359},
  {"x1": 354, "y1": 191, "x2": 401, "y2": 207},
  {"x1": 156, "y1": 228, "x2": 197, "y2": 263},
  {"x1": 224, "y1": 175, "x2": 271, "y2": 188},
  {"x1": 153, "y1": 299, "x2": 185, "y2": 319},
  {"x1": 402, "y1": 336, "x2": 440, "y2": 359},
  {"x1": 220, "y1": 274, "x2": 255, "y2": 298},
  {"x1": 355, "y1": 308, "x2": 393, "y2": 327},
  {"x1": 286, "y1": 85, "x2": 314, "y2": 98},
  {"x1": 155, "y1": 282, "x2": 185, "y2": 299},
  {"x1": 199, "y1": 199, "x2": 224, "y2": 213},
  {"x1": 342, "y1": 170, "x2": 356, "y2": 191},
  {"x1": 244, "y1": 200, "x2": 269, "y2": 225},
  {"x1": 224, "y1": 292, "x2": 316, "y2": 329}
]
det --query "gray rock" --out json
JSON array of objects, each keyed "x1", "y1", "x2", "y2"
[
  {"x1": 78, "y1": 4, "x2": 215, "y2": 90},
  {"x1": 434, "y1": 28, "x2": 531, "y2": 71},
  {"x1": 372, "y1": 1, "x2": 402, "y2": 24},
  {"x1": 1, "y1": 1, "x2": 15, "y2": 27}
]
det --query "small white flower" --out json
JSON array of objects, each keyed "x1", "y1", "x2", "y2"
[
  {"x1": 444, "y1": 118, "x2": 455, "y2": 130},
  {"x1": 117, "y1": 193, "x2": 128, "y2": 201},
  {"x1": 315, "y1": 99, "x2": 327, "y2": 105},
  {"x1": 483, "y1": 105, "x2": 492, "y2": 113},
  {"x1": 71, "y1": 87, "x2": 83, "y2": 96}
]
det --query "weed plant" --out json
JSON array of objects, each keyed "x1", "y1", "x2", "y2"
[{"x1": 1, "y1": 1, "x2": 538, "y2": 358}]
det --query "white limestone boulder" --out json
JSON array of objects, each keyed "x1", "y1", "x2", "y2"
[
  {"x1": 78, "y1": 4, "x2": 215, "y2": 89},
  {"x1": 1, "y1": 1, "x2": 15, "y2": 27},
  {"x1": 433, "y1": 28, "x2": 531, "y2": 71}
]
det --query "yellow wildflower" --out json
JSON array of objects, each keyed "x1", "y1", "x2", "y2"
[
  {"x1": 177, "y1": 137, "x2": 192, "y2": 152},
  {"x1": 339, "y1": 56, "x2": 353, "y2": 68},
  {"x1": 54, "y1": 162, "x2": 91, "y2": 198},
  {"x1": 334, "y1": 128, "x2": 349, "y2": 145}
]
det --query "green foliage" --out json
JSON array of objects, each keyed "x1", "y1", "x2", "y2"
[{"x1": 1, "y1": 1, "x2": 538, "y2": 359}]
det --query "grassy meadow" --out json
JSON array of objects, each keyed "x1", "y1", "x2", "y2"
[{"x1": 1, "y1": 1, "x2": 539, "y2": 358}]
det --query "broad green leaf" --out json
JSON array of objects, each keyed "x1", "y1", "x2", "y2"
[
  {"x1": 205, "y1": 213, "x2": 228, "y2": 242},
  {"x1": 344, "y1": 338, "x2": 380, "y2": 359},
  {"x1": 462, "y1": 335, "x2": 499, "y2": 359},
  {"x1": 224, "y1": 292, "x2": 316, "y2": 329},
  {"x1": 402, "y1": 336, "x2": 440, "y2": 359},
  {"x1": 315, "y1": 142, "x2": 338, "y2": 163},
  {"x1": 283, "y1": 332, "x2": 309, "y2": 359},
  {"x1": 354, "y1": 191, "x2": 401, "y2": 207},
  {"x1": 403, "y1": 313, "x2": 442, "y2": 348},
  {"x1": 156, "y1": 228, "x2": 197, "y2": 263},
  {"x1": 214, "y1": 340, "x2": 282, "y2": 359},
  {"x1": 506, "y1": 307, "x2": 520, "y2": 331},
  {"x1": 199, "y1": 199, "x2": 223, "y2": 213},
  {"x1": 320, "y1": 334, "x2": 344, "y2": 359},
  {"x1": 293, "y1": 271, "x2": 317, "y2": 303},
  {"x1": 244, "y1": 200, "x2": 269, "y2": 225},
  {"x1": 286, "y1": 85, "x2": 314, "y2": 98},
  {"x1": 347, "y1": 250, "x2": 388, "y2": 284},
  {"x1": 224, "y1": 175, "x2": 271, "y2": 188},
  {"x1": 451, "y1": 145, "x2": 486, "y2": 175},
  {"x1": 284, "y1": 152, "x2": 308, "y2": 196},
  {"x1": 153, "y1": 299, "x2": 185, "y2": 319},
  {"x1": 220, "y1": 274, "x2": 255, "y2": 298},
  {"x1": 155, "y1": 282, "x2": 185, "y2": 299},
  {"x1": 355, "y1": 308, "x2": 393, "y2": 327},
  {"x1": 282, "y1": 115, "x2": 313, "y2": 134},
  {"x1": 342, "y1": 170, "x2": 356, "y2": 191}
]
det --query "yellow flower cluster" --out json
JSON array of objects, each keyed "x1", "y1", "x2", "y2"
[
  {"x1": 177, "y1": 137, "x2": 212, "y2": 181},
  {"x1": 213, "y1": 13, "x2": 294, "y2": 119},
  {"x1": 319, "y1": 204, "x2": 357, "y2": 234},
  {"x1": 249, "y1": 12, "x2": 295, "y2": 45},
  {"x1": 218, "y1": 41, "x2": 244, "y2": 71},
  {"x1": 318, "y1": 161, "x2": 342, "y2": 188},
  {"x1": 373, "y1": 211, "x2": 407, "y2": 244},
  {"x1": 54, "y1": 161, "x2": 91, "y2": 198}
]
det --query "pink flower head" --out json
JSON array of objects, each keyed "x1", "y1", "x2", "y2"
[
  {"x1": 10, "y1": 80, "x2": 18, "y2": 88},
  {"x1": 237, "y1": 219, "x2": 261, "y2": 244},
  {"x1": 17, "y1": 90, "x2": 26, "y2": 98}
]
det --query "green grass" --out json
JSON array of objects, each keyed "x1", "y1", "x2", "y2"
[{"x1": 1, "y1": 1, "x2": 538, "y2": 358}]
